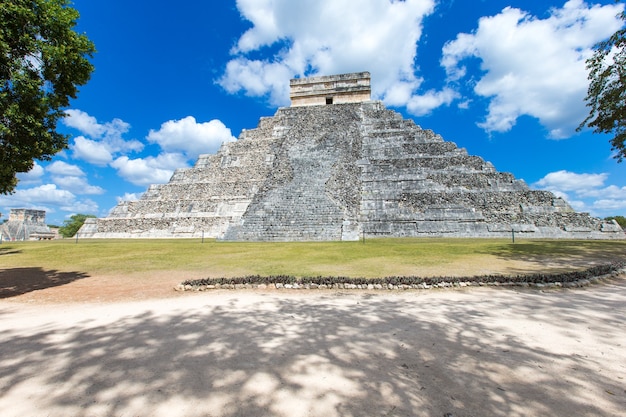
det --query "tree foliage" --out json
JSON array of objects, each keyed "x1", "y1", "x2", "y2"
[
  {"x1": 0, "y1": 0, "x2": 95, "y2": 194},
  {"x1": 578, "y1": 8, "x2": 626, "y2": 161},
  {"x1": 58, "y1": 213, "x2": 95, "y2": 238}
]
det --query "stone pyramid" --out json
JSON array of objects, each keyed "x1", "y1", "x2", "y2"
[{"x1": 78, "y1": 72, "x2": 624, "y2": 240}]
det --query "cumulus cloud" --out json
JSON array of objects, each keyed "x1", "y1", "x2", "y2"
[
  {"x1": 64, "y1": 109, "x2": 133, "y2": 142},
  {"x1": 111, "y1": 153, "x2": 189, "y2": 186},
  {"x1": 592, "y1": 198, "x2": 626, "y2": 212},
  {"x1": 0, "y1": 184, "x2": 76, "y2": 208},
  {"x1": 406, "y1": 88, "x2": 459, "y2": 116},
  {"x1": 219, "y1": 0, "x2": 437, "y2": 107},
  {"x1": 221, "y1": 59, "x2": 293, "y2": 105},
  {"x1": 534, "y1": 170, "x2": 626, "y2": 217},
  {"x1": 63, "y1": 109, "x2": 144, "y2": 165},
  {"x1": 116, "y1": 192, "x2": 142, "y2": 203},
  {"x1": 534, "y1": 170, "x2": 608, "y2": 192},
  {"x1": 16, "y1": 162, "x2": 44, "y2": 184},
  {"x1": 59, "y1": 198, "x2": 99, "y2": 215},
  {"x1": 442, "y1": 0, "x2": 625, "y2": 137},
  {"x1": 47, "y1": 161, "x2": 85, "y2": 177},
  {"x1": 63, "y1": 109, "x2": 105, "y2": 137},
  {"x1": 72, "y1": 136, "x2": 114, "y2": 166},
  {"x1": 52, "y1": 176, "x2": 105, "y2": 195},
  {"x1": 147, "y1": 116, "x2": 236, "y2": 159},
  {"x1": 44, "y1": 161, "x2": 105, "y2": 195}
]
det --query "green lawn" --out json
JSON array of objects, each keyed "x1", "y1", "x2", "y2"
[{"x1": 1, "y1": 238, "x2": 625, "y2": 278}]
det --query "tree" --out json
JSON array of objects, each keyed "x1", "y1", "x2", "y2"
[
  {"x1": 578, "y1": 7, "x2": 626, "y2": 161},
  {"x1": 58, "y1": 213, "x2": 95, "y2": 238},
  {"x1": 1, "y1": 0, "x2": 95, "y2": 194}
]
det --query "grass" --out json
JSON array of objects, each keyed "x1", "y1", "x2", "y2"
[{"x1": 1, "y1": 238, "x2": 625, "y2": 279}]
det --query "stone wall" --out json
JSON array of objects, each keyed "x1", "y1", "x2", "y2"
[{"x1": 8, "y1": 209, "x2": 47, "y2": 223}]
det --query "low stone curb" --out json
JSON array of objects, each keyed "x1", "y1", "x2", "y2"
[{"x1": 175, "y1": 266, "x2": 625, "y2": 292}]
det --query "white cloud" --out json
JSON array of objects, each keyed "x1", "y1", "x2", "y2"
[
  {"x1": 442, "y1": 0, "x2": 625, "y2": 137},
  {"x1": 0, "y1": 184, "x2": 76, "y2": 208},
  {"x1": 64, "y1": 110, "x2": 144, "y2": 165},
  {"x1": 147, "y1": 116, "x2": 236, "y2": 159},
  {"x1": 534, "y1": 170, "x2": 608, "y2": 192},
  {"x1": 63, "y1": 109, "x2": 105, "y2": 137},
  {"x1": 590, "y1": 198, "x2": 626, "y2": 216},
  {"x1": 219, "y1": 0, "x2": 436, "y2": 107},
  {"x1": 52, "y1": 176, "x2": 105, "y2": 195},
  {"x1": 406, "y1": 88, "x2": 459, "y2": 116},
  {"x1": 534, "y1": 170, "x2": 626, "y2": 217},
  {"x1": 220, "y1": 59, "x2": 293, "y2": 105},
  {"x1": 116, "y1": 192, "x2": 142, "y2": 203},
  {"x1": 64, "y1": 109, "x2": 133, "y2": 142},
  {"x1": 111, "y1": 153, "x2": 189, "y2": 186},
  {"x1": 60, "y1": 199, "x2": 99, "y2": 215},
  {"x1": 72, "y1": 136, "x2": 113, "y2": 165},
  {"x1": 43, "y1": 161, "x2": 105, "y2": 195},
  {"x1": 16, "y1": 162, "x2": 44, "y2": 184},
  {"x1": 47, "y1": 161, "x2": 85, "y2": 177},
  {"x1": 581, "y1": 184, "x2": 626, "y2": 200}
]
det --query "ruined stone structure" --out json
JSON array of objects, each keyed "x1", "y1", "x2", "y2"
[
  {"x1": 290, "y1": 72, "x2": 371, "y2": 106},
  {"x1": 0, "y1": 209, "x2": 56, "y2": 241},
  {"x1": 78, "y1": 72, "x2": 625, "y2": 240}
]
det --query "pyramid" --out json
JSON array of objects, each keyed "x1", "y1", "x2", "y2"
[{"x1": 78, "y1": 72, "x2": 625, "y2": 240}]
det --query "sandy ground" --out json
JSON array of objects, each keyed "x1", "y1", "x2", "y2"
[{"x1": 0, "y1": 271, "x2": 625, "y2": 417}]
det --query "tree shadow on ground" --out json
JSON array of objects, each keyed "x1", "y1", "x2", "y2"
[
  {"x1": 0, "y1": 268, "x2": 90, "y2": 299},
  {"x1": 0, "y1": 283, "x2": 625, "y2": 416},
  {"x1": 484, "y1": 240, "x2": 626, "y2": 274},
  {"x1": 0, "y1": 247, "x2": 22, "y2": 256}
]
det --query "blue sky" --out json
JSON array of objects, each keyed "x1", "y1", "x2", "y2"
[{"x1": 1, "y1": 0, "x2": 625, "y2": 226}]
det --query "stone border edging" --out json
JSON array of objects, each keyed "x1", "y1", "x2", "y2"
[{"x1": 175, "y1": 263, "x2": 625, "y2": 292}]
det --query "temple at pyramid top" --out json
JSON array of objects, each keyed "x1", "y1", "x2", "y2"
[{"x1": 290, "y1": 72, "x2": 371, "y2": 106}]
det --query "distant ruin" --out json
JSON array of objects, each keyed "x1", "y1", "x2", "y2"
[
  {"x1": 0, "y1": 209, "x2": 56, "y2": 241},
  {"x1": 78, "y1": 72, "x2": 625, "y2": 240}
]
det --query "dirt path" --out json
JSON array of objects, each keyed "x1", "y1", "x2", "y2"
[
  {"x1": 0, "y1": 254, "x2": 622, "y2": 304},
  {"x1": 0, "y1": 269, "x2": 203, "y2": 303},
  {"x1": 1, "y1": 280, "x2": 625, "y2": 417}
]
